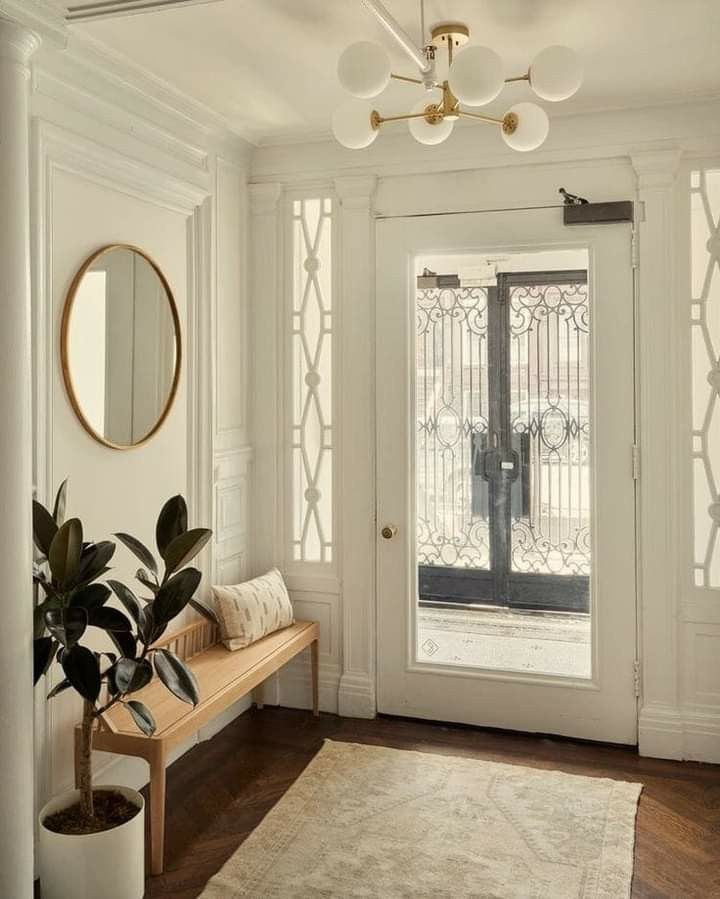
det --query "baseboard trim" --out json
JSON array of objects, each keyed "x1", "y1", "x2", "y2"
[
  {"x1": 278, "y1": 660, "x2": 341, "y2": 714},
  {"x1": 338, "y1": 671, "x2": 376, "y2": 719},
  {"x1": 639, "y1": 703, "x2": 720, "y2": 763}
]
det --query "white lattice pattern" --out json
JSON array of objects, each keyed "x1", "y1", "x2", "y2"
[
  {"x1": 291, "y1": 198, "x2": 333, "y2": 562},
  {"x1": 691, "y1": 167, "x2": 720, "y2": 586}
]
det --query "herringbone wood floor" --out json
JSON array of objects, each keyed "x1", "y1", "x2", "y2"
[{"x1": 143, "y1": 707, "x2": 720, "y2": 899}]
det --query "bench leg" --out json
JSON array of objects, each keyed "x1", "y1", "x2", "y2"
[
  {"x1": 255, "y1": 682, "x2": 264, "y2": 710},
  {"x1": 311, "y1": 638, "x2": 320, "y2": 717},
  {"x1": 149, "y1": 744, "x2": 167, "y2": 876}
]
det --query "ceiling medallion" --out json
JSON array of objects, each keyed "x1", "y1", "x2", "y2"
[{"x1": 332, "y1": 1, "x2": 582, "y2": 152}]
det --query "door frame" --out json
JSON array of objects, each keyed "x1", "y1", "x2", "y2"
[{"x1": 373, "y1": 208, "x2": 640, "y2": 743}]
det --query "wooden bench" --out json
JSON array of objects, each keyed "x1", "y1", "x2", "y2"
[{"x1": 76, "y1": 618, "x2": 319, "y2": 875}]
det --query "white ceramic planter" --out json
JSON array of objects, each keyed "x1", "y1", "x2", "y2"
[{"x1": 38, "y1": 785, "x2": 145, "y2": 899}]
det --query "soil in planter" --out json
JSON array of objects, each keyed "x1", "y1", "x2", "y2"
[{"x1": 43, "y1": 790, "x2": 141, "y2": 835}]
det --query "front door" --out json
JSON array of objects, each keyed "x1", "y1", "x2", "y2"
[{"x1": 376, "y1": 208, "x2": 638, "y2": 744}]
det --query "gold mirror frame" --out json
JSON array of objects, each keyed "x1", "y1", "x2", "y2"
[{"x1": 60, "y1": 244, "x2": 182, "y2": 451}]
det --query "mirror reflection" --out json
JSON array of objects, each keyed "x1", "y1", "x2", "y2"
[{"x1": 62, "y1": 246, "x2": 180, "y2": 448}]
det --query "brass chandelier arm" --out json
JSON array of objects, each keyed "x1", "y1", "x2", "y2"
[
  {"x1": 372, "y1": 110, "x2": 440, "y2": 125},
  {"x1": 391, "y1": 72, "x2": 424, "y2": 85},
  {"x1": 391, "y1": 72, "x2": 443, "y2": 88},
  {"x1": 505, "y1": 72, "x2": 530, "y2": 83},
  {"x1": 373, "y1": 106, "x2": 516, "y2": 134},
  {"x1": 457, "y1": 109, "x2": 505, "y2": 125}
]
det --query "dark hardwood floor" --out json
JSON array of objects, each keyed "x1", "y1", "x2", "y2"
[{"x1": 144, "y1": 707, "x2": 720, "y2": 899}]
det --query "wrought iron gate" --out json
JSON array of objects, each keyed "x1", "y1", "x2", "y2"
[{"x1": 417, "y1": 270, "x2": 591, "y2": 612}]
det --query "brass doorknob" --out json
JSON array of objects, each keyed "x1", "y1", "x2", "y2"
[{"x1": 381, "y1": 525, "x2": 398, "y2": 540}]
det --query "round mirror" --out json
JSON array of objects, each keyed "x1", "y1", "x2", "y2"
[{"x1": 61, "y1": 245, "x2": 181, "y2": 449}]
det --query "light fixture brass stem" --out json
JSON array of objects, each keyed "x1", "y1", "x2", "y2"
[
  {"x1": 391, "y1": 73, "x2": 424, "y2": 85},
  {"x1": 375, "y1": 110, "x2": 443, "y2": 124},
  {"x1": 505, "y1": 73, "x2": 530, "y2": 83},
  {"x1": 458, "y1": 109, "x2": 505, "y2": 125}
]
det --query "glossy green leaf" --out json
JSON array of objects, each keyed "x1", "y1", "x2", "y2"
[
  {"x1": 163, "y1": 529, "x2": 212, "y2": 576},
  {"x1": 87, "y1": 607, "x2": 132, "y2": 632},
  {"x1": 107, "y1": 580, "x2": 143, "y2": 623},
  {"x1": 109, "y1": 630, "x2": 137, "y2": 660},
  {"x1": 77, "y1": 541, "x2": 115, "y2": 587},
  {"x1": 114, "y1": 532, "x2": 158, "y2": 575},
  {"x1": 48, "y1": 518, "x2": 83, "y2": 586},
  {"x1": 45, "y1": 607, "x2": 88, "y2": 649},
  {"x1": 152, "y1": 567, "x2": 201, "y2": 625},
  {"x1": 156, "y1": 495, "x2": 187, "y2": 559},
  {"x1": 52, "y1": 480, "x2": 68, "y2": 526},
  {"x1": 34, "y1": 637, "x2": 55, "y2": 684},
  {"x1": 154, "y1": 648, "x2": 199, "y2": 706},
  {"x1": 189, "y1": 597, "x2": 219, "y2": 625},
  {"x1": 126, "y1": 700, "x2": 156, "y2": 737},
  {"x1": 136, "y1": 569, "x2": 160, "y2": 595},
  {"x1": 69, "y1": 583, "x2": 111, "y2": 610},
  {"x1": 113, "y1": 657, "x2": 153, "y2": 694},
  {"x1": 61, "y1": 645, "x2": 101, "y2": 702},
  {"x1": 33, "y1": 501, "x2": 58, "y2": 556},
  {"x1": 138, "y1": 605, "x2": 156, "y2": 645},
  {"x1": 47, "y1": 677, "x2": 72, "y2": 699}
]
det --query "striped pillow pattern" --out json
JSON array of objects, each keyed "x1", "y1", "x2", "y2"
[{"x1": 212, "y1": 568, "x2": 295, "y2": 651}]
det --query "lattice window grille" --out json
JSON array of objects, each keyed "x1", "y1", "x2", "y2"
[
  {"x1": 690, "y1": 167, "x2": 720, "y2": 587},
  {"x1": 290, "y1": 197, "x2": 333, "y2": 563}
]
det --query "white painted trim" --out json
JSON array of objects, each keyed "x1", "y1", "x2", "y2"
[
  {"x1": 45, "y1": 30, "x2": 252, "y2": 148},
  {"x1": 278, "y1": 660, "x2": 342, "y2": 715},
  {"x1": 639, "y1": 704, "x2": 720, "y2": 763},
  {"x1": 631, "y1": 150, "x2": 683, "y2": 738},
  {"x1": 0, "y1": 0, "x2": 66, "y2": 46},
  {"x1": 334, "y1": 175, "x2": 378, "y2": 720},
  {"x1": 30, "y1": 116, "x2": 216, "y2": 803},
  {"x1": 33, "y1": 66, "x2": 211, "y2": 174},
  {"x1": 250, "y1": 98, "x2": 720, "y2": 184},
  {"x1": 249, "y1": 182, "x2": 283, "y2": 577}
]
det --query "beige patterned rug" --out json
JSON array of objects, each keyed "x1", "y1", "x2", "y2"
[{"x1": 201, "y1": 740, "x2": 642, "y2": 899}]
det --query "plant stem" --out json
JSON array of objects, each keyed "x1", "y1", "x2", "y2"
[{"x1": 79, "y1": 700, "x2": 94, "y2": 819}]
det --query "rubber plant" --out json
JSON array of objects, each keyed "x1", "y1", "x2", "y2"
[{"x1": 33, "y1": 482, "x2": 214, "y2": 824}]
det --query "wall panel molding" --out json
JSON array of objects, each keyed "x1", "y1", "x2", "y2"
[
  {"x1": 249, "y1": 182, "x2": 283, "y2": 576},
  {"x1": 631, "y1": 149, "x2": 683, "y2": 756},
  {"x1": 30, "y1": 102, "x2": 250, "y2": 803},
  {"x1": 334, "y1": 175, "x2": 377, "y2": 719}
]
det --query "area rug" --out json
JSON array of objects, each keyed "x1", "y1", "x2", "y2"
[{"x1": 200, "y1": 739, "x2": 642, "y2": 899}]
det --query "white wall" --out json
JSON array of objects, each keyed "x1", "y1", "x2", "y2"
[
  {"x1": 30, "y1": 32, "x2": 253, "y2": 810},
  {"x1": 249, "y1": 98, "x2": 720, "y2": 762}
]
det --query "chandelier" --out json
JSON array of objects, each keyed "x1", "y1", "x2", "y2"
[{"x1": 332, "y1": 0, "x2": 582, "y2": 152}]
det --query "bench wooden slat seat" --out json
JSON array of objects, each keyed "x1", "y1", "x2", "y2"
[{"x1": 76, "y1": 618, "x2": 319, "y2": 876}]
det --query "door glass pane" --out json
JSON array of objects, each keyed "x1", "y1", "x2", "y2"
[
  {"x1": 415, "y1": 250, "x2": 591, "y2": 679},
  {"x1": 509, "y1": 277, "x2": 591, "y2": 579},
  {"x1": 416, "y1": 283, "x2": 490, "y2": 573}
]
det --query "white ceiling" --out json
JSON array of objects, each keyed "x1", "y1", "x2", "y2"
[{"x1": 67, "y1": 0, "x2": 720, "y2": 145}]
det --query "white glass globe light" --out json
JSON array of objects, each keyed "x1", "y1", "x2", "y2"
[
  {"x1": 337, "y1": 41, "x2": 391, "y2": 99},
  {"x1": 529, "y1": 45, "x2": 583, "y2": 101},
  {"x1": 448, "y1": 46, "x2": 504, "y2": 106},
  {"x1": 332, "y1": 99, "x2": 379, "y2": 149},
  {"x1": 408, "y1": 98, "x2": 454, "y2": 146},
  {"x1": 501, "y1": 102, "x2": 549, "y2": 152}
]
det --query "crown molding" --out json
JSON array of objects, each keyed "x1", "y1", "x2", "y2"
[
  {"x1": 36, "y1": 30, "x2": 254, "y2": 158},
  {"x1": 630, "y1": 148, "x2": 683, "y2": 189},
  {"x1": 0, "y1": 0, "x2": 66, "y2": 47},
  {"x1": 66, "y1": 0, "x2": 222, "y2": 23},
  {"x1": 250, "y1": 97, "x2": 720, "y2": 184}
]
